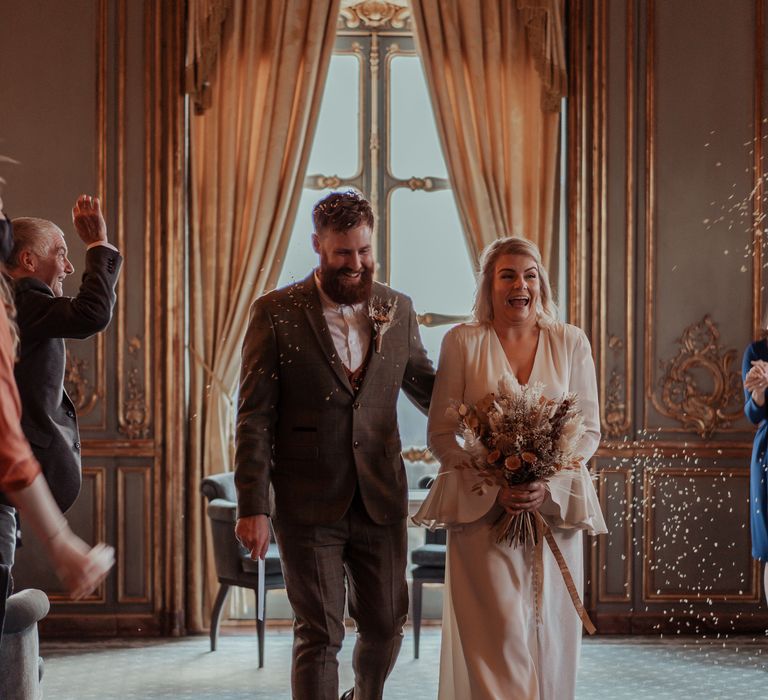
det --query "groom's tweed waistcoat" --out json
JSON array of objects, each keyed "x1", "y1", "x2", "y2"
[{"x1": 235, "y1": 274, "x2": 434, "y2": 526}]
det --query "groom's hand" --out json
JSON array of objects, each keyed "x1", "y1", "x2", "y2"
[{"x1": 235, "y1": 514, "x2": 271, "y2": 560}]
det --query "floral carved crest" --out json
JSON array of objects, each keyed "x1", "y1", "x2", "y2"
[
  {"x1": 339, "y1": 1, "x2": 411, "y2": 30},
  {"x1": 65, "y1": 349, "x2": 99, "y2": 415},
  {"x1": 651, "y1": 316, "x2": 743, "y2": 438}
]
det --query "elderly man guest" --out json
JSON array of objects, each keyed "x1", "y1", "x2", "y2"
[
  {"x1": 0, "y1": 195, "x2": 121, "y2": 567},
  {"x1": 0, "y1": 194, "x2": 113, "y2": 601}
]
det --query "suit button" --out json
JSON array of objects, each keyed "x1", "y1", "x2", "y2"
[
  {"x1": 66, "y1": 410, "x2": 75, "y2": 419},
  {"x1": 74, "y1": 441, "x2": 81, "y2": 450},
  {"x1": 353, "y1": 441, "x2": 360, "y2": 448},
  {"x1": 353, "y1": 402, "x2": 360, "y2": 410}
]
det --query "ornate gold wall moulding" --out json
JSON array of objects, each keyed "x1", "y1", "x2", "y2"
[
  {"x1": 416, "y1": 312, "x2": 471, "y2": 328},
  {"x1": 119, "y1": 336, "x2": 150, "y2": 440},
  {"x1": 65, "y1": 350, "x2": 100, "y2": 416},
  {"x1": 406, "y1": 176, "x2": 434, "y2": 191},
  {"x1": 650, "y1": 316, "x2": 743, "y2": 438},
  {"x1": 339, "y1": 1, "x2": 411, "y2": 30},
  {"x1": 603, "y1": 333, "x2": 628, "y2": 438},
  {"x1": 308, "y1": 174, "x2": 343, "y2": 189},
  {"x1": 401, "y1": 446, "x2": 436, "y2": 464},
  {"x1": 604, "y1": 368, "x2": 627, "y2": 438}
]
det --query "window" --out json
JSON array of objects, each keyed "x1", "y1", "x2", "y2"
[{"x1": 278, "y1": 24, "x2": 476, "y2": 487}]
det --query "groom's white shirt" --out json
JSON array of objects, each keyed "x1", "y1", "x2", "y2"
[{"x1": 314, "y1": 270, "x2": 372, "y2": 372}]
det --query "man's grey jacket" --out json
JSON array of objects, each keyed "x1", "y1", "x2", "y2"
[
  {"x1": 9, "y1": 245, "x2": 122, "y2": 512},
  {"x1": 235, "y1": 274, "x2": 435, "y2": 526}
]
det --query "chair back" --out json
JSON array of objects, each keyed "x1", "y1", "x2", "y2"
[{"x1": 201, "y1": 472, "x2": 237, "y2": 504}]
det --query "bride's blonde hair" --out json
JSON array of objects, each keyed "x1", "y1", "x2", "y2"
[{"x1": 472, "y1": 237, "x2": 558, "y2": 326}]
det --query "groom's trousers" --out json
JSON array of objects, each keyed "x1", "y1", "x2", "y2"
[{"x1": 273, "y1": 491, "x2": 409, "y2": 700}]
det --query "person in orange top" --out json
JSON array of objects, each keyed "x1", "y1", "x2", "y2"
[{"x1": 0, "y1": 202, "x2": 112, "y2": 599}]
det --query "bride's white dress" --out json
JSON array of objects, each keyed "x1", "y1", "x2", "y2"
[{"x1": 413, "y1": 321, "x2": 607, "y2": 700}]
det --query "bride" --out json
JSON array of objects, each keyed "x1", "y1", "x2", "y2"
[{"x1": 414, "y1": 236, "x2": 606, "y2": 700}]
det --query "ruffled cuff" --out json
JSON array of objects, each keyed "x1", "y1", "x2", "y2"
[
  {"x1": 538, "y1": 465, "x2": 607, "y2": 535},
  {"x1": 412, "y1": 462, "x2": 500, "y2": 530}
]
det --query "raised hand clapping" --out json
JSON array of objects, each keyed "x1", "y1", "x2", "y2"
[{"x1": 72, "y1": 194, "x2": 108, "y2": 246}]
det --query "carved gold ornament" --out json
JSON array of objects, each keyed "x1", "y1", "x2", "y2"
[
  {"x1": 651, "y1": 316, "x2": 743, "y2": 438},
  {"x1": 119, "y1": 336, "x2": 149, "y2": 439},
  {"x1": 604, "y1": 369, "x2": 627, "y2": 438},
  {"x1": 65, "y1": 349, "x2": 99, "y2": 415},
  {"x1": 603, "y1": 334, "x2": 627, "y2": 438},
  {"x1": 339, "y1": 1, "x2": 411, "y2": 30},
  {"x1": 309, "y1": 175, "x2": 343, "y2": 189},
  {"x1": 401, "y1": 446, "x2": 436, "y2": 464}
]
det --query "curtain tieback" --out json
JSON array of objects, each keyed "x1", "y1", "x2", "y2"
[
  {"x1": 187, "y1": 344, "x2": 235, "y2": 410},
  {"x1": 533, "y1": 511, "x2": 597, "y2": 635}
]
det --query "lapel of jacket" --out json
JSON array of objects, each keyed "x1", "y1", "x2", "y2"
[
  {"x1": 298, "y1": 273, "x2": 355, "y2": 395},
  {"x1": 356, "y1": 282, "x2": 397, "y2": 398}
]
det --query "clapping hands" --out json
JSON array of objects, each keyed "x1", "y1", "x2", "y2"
[
  {"x1": 745, "y1": 360, "x2": 768, "y2": 394},
  {"x1": 49, "y1": 535, "x2": 115, "y2": 600},
  {"x1": 72, "y1": 194, "x2": 108, "y2": 246}
]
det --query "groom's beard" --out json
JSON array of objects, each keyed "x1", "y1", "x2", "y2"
[{"x1": 318, "y1": 263, "x2": 373, "y2": 305}]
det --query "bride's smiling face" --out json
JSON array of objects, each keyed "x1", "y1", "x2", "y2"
[{"x1": 491, "y1": 254, "x2": 540, "y2": 326}]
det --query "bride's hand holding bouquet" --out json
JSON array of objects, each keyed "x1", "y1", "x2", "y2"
[{"x1": 453, "y1": 371, "x2": 585, "y2": 547}]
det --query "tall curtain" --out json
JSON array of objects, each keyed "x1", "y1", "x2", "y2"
[
  {"x1": 409, "y1": 0, "x2": 566, "y2": 267},
  {"x1": 187, "y1": 0, "x2": 340, "y2": 632},
  {"x1": 184, "y1": 0, "x2": 234, "y2": 113}
]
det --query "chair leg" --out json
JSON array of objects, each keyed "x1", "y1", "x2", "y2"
[
  {"x1": 412, "y1": 580, "x2": 423, "y2": 660},
  {"x1": 210, "y1": 583, "x2": 230, "y2": 652},
  {"x1": 256, "y1": 592, "x2": 267, "y2": 669}
]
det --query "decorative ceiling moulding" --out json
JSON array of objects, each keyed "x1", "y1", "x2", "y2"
[
  {"x1": 650, "y1": 316, "x2": 743, "y2": 439},
  {"x1": 338, "y1": 0, "x2": 411, "y2": 31}
]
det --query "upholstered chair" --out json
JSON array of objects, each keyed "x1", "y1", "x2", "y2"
[
  {"x1": 200, "y1": 472, "x2": 284, "y2": 668},
  {"x1": 410, "y1": 475, "x2": 446, "y2": 659},
  {"x1": 0, "y1": 588, "x2": 49, "y2": 699}
]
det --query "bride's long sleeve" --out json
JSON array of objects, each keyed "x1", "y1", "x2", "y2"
[
  {"x1": 412, "y1": 327, "x2": 499, "y2": 528},
  {"x1": 539, "y1": 328, "x2": 607, "y2": 534}
]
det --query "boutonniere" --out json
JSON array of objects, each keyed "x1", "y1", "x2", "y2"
[{"x1": 368, "y1": 296, "x2": 398, "y2": 353}]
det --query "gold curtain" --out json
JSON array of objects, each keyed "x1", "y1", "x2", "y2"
[
  {"x1": 187, "y1": 0, "x2": 340, "y2": 632},
  {"x1": 184, "y1": 0, "x2": 234, "y2": 113},
  {"x1": 409, "y1": 0, "x2": 566, "y2": 267}
]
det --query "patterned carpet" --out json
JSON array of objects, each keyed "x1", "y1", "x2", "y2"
[{"x1": 40, "y1": 629, "x2": 768, "y2": 699}]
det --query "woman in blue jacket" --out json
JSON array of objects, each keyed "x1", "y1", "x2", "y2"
[{"x1": 743, "y1": 339, "x2": 768, "y2": 599}]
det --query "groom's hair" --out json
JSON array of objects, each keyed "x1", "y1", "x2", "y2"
[{"x1": 313, "y1": 190, "x2": 374, "y2": 235}]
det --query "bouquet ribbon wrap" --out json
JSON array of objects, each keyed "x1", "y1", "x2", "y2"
[{"x1": 534, "y1": 512, "x2": 596, "y2": 635}]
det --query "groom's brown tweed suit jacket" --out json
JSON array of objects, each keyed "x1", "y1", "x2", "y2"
[{"x1": 235, "y1": 273, "x2": 434, "y2": 525}]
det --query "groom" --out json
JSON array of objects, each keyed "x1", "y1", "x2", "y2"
[{"x1": 234, "y1": 190, "x2": 434, "y2": 700}]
